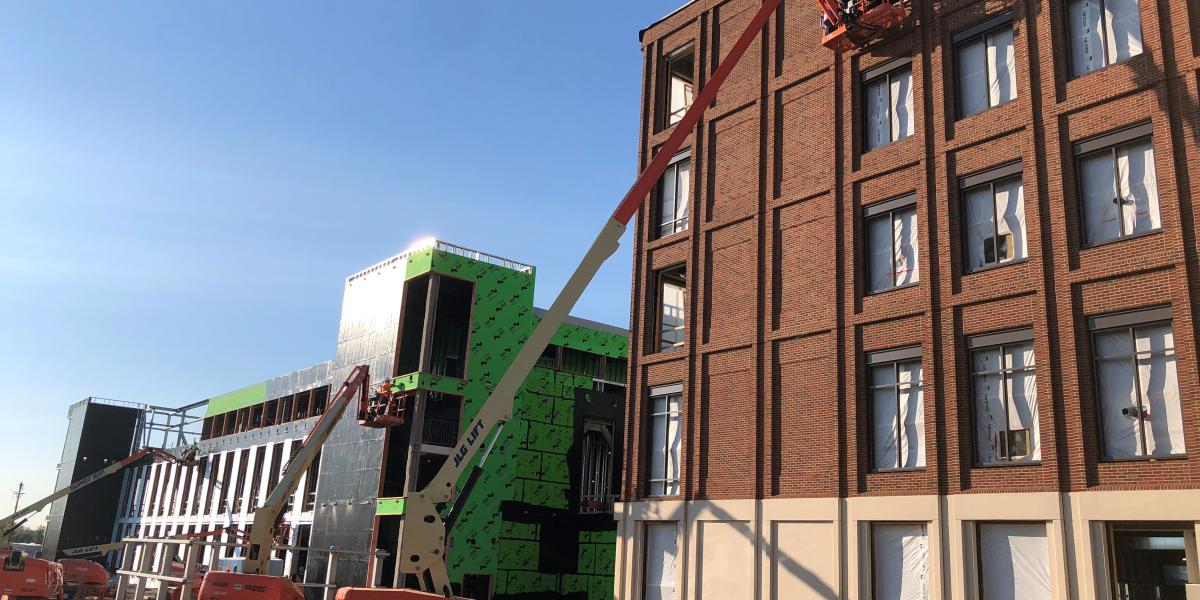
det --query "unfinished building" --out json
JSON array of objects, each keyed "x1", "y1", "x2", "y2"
[
  {"x1": 55, "y1": 239, "x2": 627, "y2": 600},
  {"x1": 618, "y1": 0, "x2": 1200, "y2": 598}
]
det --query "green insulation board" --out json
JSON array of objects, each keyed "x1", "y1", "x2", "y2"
[{"x1": 204, "y1": 382, "x2": 267, "y2": 417}]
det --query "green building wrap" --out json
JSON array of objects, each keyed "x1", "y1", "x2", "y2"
[{"x1": 389, "y1": 247, "x2": 626, "y2": 600}]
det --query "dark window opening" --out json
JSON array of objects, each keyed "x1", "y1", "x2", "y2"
[
  {"x1": 232, "y1": 448, "x2": 250, "y2": 513},
  {"x1": 537, "y1": 344, "x2": 561, "y2": 370},
  {"x1": 380, "y1": 426, "x2": 410, "y2": 499},
  {"x1": 1108, "y1": 524, "x2": 1195, "y2": 599},
  {"x1": 416, "y1": 453, "x2": 447, "y2": 490},
  {"x1": 249, "y1": 445, "x2": 266, "y2": 511},
  {"x1": 264, "y1": 399, "x2": 278, "y2": 426},
  {"x1": 423, "y1": 394, "x2": 463, "y2": 448},
  {"x1": 250, "y1": 405, "x2": 264, "y2": 429},
  {"x1": 302, "y1": 451, "x2": 320, "y2": 512},
  {"x1": 580, "y1": 420, "x2": 615, "y2": 513},
  {"x1": 398, "y1": 275, "x2": 473, "y2": 379},
  {"x1": 294, "y1": 390, "x2": 311, "y2": 420},
  {"x1": 460, "y1": 574, "x2": 493, "y2": 600},
  {"x1": 311, "y1": 386, "x2": 329, "y2": 416}
]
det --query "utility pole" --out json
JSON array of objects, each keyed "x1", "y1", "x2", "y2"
[{"x1": 12, "y1": 482, "x2": 24, "y2": 514}]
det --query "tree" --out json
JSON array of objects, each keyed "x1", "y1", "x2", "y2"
[{"x1": 8, "y1": 524, "x2": 46, "y2": 544}]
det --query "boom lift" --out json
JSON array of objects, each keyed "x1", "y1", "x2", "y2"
[
  {"x1": 818, "y1": 0, "x2": 906, "y2": 52},
  {"x1": 337, "y1": 0, "x2": 789, "y2": 597},
  {"x1": 0, "y1": 447, "x2": 194, "y2": 547},
  {"x1": 195, "y1": 365, "x2": 371, "y2": 600}
]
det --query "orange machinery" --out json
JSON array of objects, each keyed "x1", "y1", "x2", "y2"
[
  {"x1": 817, "y1": 0, "x2": 907, "y2": 52},
  {"x1": 58, "y1": 559, "x2": 109, "y2": 600},
  {"x1": 1, "y1": 548, "x2": 64, "y2": 600}
]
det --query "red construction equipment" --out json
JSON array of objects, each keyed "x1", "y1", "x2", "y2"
[
  {"x1": 58, "y1": 559, "x2": 109, "y2": 600},
  {"x1": 1, "y1": 548, "x2": 64, "y2": 600},
  {"x1": 818, "y1": 0, "x2": 906, "y2": 52}
]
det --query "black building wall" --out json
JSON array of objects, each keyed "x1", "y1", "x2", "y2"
[{"x1": 43, "y1": 401, "x2": 139, "y2": 558}]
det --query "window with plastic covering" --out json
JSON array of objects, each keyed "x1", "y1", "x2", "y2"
[
  {"x1": 1076, "y1": 124, "x2": 1160, "y2": 246},
  {"x1": 961, "y1": 164, "x2": 1026, "y2": 272},
  {"x1": 646, "y1": 384, "x2": 682, "y2": 497},
  {"x1": 970, "y1": 329, "x2": 1040, "y2": 465},
  {"x1": 1089, "y1": 307, "x2": 1186, "y2": 459},
  {"x1": 657, "y1": 152, "x2": 690, "y2": 239},
  {"x1": 657, "y1": 266, "x2": 686, "y2": 352},
  {"x1": 871, "y1": 523, "x2": 930, "y2": 599},
  {"x1": 955, "y1": 14, "x2": 1017, "y2": 118},
  {"x1": 643, "y1": 522, "x2": 678, "y2": 600},
  {"x1": 865, "y1": 194, "x2": 920, "y2": 293},
  {"x1": 977, "y1": 522, "x2": 1052, "y2": 600},
  {"x1": 867, "y1": 347, "x2": 925, "y2": 471},
  {"x1": 1068, "y1": 0, "x2": 1144, "y2": 78},
  {"x1": 662, "y1": 45, "x2": 694, "y2": 128},
  {"x1": 863, "y1": 59, "x2": 915, "y2": 151}
]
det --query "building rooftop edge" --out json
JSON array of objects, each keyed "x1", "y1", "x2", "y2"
[
  {"x1": 534, "y1": 307, "x2": 630, "y2": 337},
  {"x1": 640, "y1": 0, "x2": 699, "y2": 42}
]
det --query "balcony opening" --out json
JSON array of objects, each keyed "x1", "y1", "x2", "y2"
[
  {"x1": 421, "y1": 393, "x2": 463, "y2": 447},
  {"x1": 295, "y1": 390, "x2": 311, "y2": 420},
  {"x1": 579, "y1": 420, "x2": 615, "y2": 513},
  {"x1": 380, "y1": 426, "x2": 410, "y2": 499},
  {"x1": 311, "y1": 385, "x2": 329, "y2": 416},
  {"x1": 397, "y1": 275, "x2": 473, "y2": 378},
  {"x1": 264, "y1": 398, "x2": 278, "y2": 426},
  {"x1": 416, "y1": 453, "x2": 448, "y2": 490}
]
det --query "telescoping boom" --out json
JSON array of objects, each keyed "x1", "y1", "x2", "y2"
[
  {"x1": 0, "y1": 447, "x2": 193, "y2": 546},
  {"x1": 354, "y1": 0, "x2": 787, "y2": 596}
]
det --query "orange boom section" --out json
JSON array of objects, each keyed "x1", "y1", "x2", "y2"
[
  {"x1": 196, "y1": 571, "x2": 303, "y2": 600},
  {"x1": 0, "y1": 550, "x2": 64, "y2": 600},
  {"x1": 58, "y1": 560, "x2": 109, "y2": 600}
]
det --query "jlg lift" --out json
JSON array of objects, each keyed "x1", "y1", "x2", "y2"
[
  {"x1": 337, "y1": 0, "x2": 786, "y2": 598},
  {"x1": 194, "y1": 365, "x2": 371, "y2": 600},
  {"x1": 818, "y1": 0, "x2": 906, "y2": 52},
  {"x1": 1, "y1": 447, "x2": 195, "y2": 547}
]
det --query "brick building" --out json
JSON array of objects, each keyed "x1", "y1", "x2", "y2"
[{"x1": 615, "y1": 0, "x2": 1200, "y2": 598}]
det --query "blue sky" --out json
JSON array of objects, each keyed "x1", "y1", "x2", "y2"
[{"x1": 0, "y1": 1, "x2": 681, "y2": 524}]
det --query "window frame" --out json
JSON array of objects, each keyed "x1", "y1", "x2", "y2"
[
  {"x1": 1087, "y1": 306, "x2": 1186, "y2": 461},
  {"x1": 655, "y1": 265, "x2": 687, "y2": 353},
  {"x1": 866, "y1": 346, "x2": 925, "y2": 472},
  {"x1": 861, "y1": 57, "x2": 914, "y2": 152},
  {"x1": 661, "y1": 44, "x2": 695, "y2": 130},
  {"x1": 863, "y1": 194, "x2": 919, "y2": 295},
  {"x1": 656, "y1": 152, "x2": 691, "y2": 239},
  {"x1": 646, "y1": 384, "x2": 683, "y2": 497},
  {"x1": 959, "y1": 162, "x2": 1026, "y2": 274},
  {"x1": 968, "y1": 328, "x2": 1040, "y2": 466},
  {"x1": 1074, "y1": 122, "x2": 1159, "y2": 247},
  {"x1": 1104, "y1": 522, "x2": 1196, "y2": 598},
  {"x1": 1066, "y1": 0, "x2": 1145, "y2": 79},
  {"x1": 953, "y1": 13, "x2": 1017, "y2": 119},
  {"x1": 975, "y1": 521, "x2": 1052, "y2": 600},
  {"x1": 869, "y1": 522, "x2": 931, "y2": 599}
]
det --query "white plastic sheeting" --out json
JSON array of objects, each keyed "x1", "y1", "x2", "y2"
[
  {"x1": 973, "y1": 343, "x2": 1040, "y2": 464},
  {"x1": 659, "y1": 158, "x2": 691, "y2": 237},
  {"x1": 1081, "y1": 138, "x2": 1159, "y2": 245},
  {"x1": 865, "y1": 67, "x2": 914, "y2": 150},
  {"x1": 1095, "y1": 324, "x2": 1185, "y2": 458},
  {"x1": 644, "y1": 523, "x2": 678, "y2": 600},
  {"x1": 959, "y1": 27, "x2": 1017, "y2": 117},
  {"x1": 648, "y1": 392, "x2": 682, "y2": 495},
  {"x1": 978, "y1": 523, "x2": 1052, "y2": 600},
  {"x1": 868, "y1": 207, "x2": 919, "y2": 292},
  {"x1": 964, "y1": 178, "x2": 1026, "y2": 270},
  {"x1": 1069, "y1": 0, "x2": 1143, "y2": 77},
  {"x1": 872, "y1": 360, "x2": 925, "y2": 470},
  {"x1": 873, "y1": 523, "x2": 929, "y2": 600}
]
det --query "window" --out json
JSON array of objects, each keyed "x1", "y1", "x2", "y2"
[
  {"x1": 977, "y1": 523, "x2": 1052, "y2": 599},
  {"x1": 1068, "y1": 0, "x2": 1144, "y2": 78},
  {"x1": 647, "y1": 384, "x2": 682, "y2": 496},
  {"x1": 657, "y1": 153, "x2": 691, "y2": 238},
  {"x1": 1077, "y1": 125, "x2": 1160, "y2": 246},
  {"x1": 663, "y1": 46, "x2": 694, "y2": 127},
  {"x1": 962, "y1": 164, "x2": 1026, "y2": 272},
  {"x1": 955, "y1": 15, "x2": 1017, "y2": 117},
  {"x1": 657, "y1": 266, "x2": 686, "y2": 352},
  {"x1": 863, "y1": 59, "x2": 914, "y2": 151},
  {"x1": 867, "y1": 347, "x2": 925, "y2": 471},
  {"x1": 579, "y1": 420, "x2": 615, "y2": 513},
  {"x1": 865, "y1": 195, "x2": 919, "y2": 293},
  {"x1": 970, "y1": 330, "x2": 1040, "y2": 465},
  {"x1": 871, "y1": 523, "x2": 929, "y2": 599},
  {"x1": 643, "y1": 522, "x2": 678, "y2": 600},
  {"x1": 1090, "y1": 307, "x2": 1185, "y2": 459},
  {"x1": 1106, "y1": 523, "x2": 1197, "y2": 597}
]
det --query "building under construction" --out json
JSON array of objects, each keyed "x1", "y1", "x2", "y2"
[
  {"x1": 619, "y1": 0, "x2": 1200, "y2": 598},
  {"x1": 49, "y1": 239, "x2": 627, "y2": 600}
]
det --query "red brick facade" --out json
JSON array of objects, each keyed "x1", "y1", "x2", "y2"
[{"x1": 623, "y1": 0, "x2": 1200, "y2": 503}]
